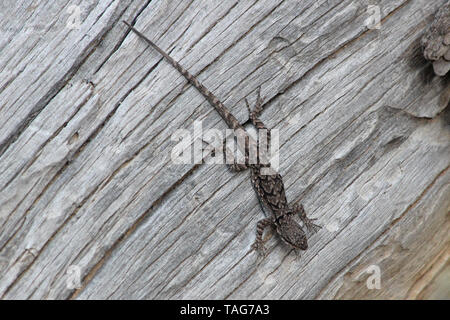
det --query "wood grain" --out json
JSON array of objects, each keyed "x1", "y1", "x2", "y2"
[{"x1": 0, "y1": 0, "x2": 448, "y2": 299}]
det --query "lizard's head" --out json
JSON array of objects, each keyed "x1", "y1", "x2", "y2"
[{"x1": 277, "y1": 218, "x2": 308, "y2": 250}]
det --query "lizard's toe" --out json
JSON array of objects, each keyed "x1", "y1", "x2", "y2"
[
  {"x1": 251, "y1": 241, "x2": 267, "y2": 257},
  {"x1": 305, "y1": 221, "x2": 321, "y2": 234}
]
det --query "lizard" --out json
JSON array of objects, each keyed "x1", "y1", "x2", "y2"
[{"x1": 122, "y1": 21, "x2": 320, "y2": 256}]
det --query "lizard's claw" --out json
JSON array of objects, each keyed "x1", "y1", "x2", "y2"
[
  {"x1": 293, "y1": 203, "x2": 321, "y2": 234},
  {"x1": 244, "y1": 98, "x2": 251, "y2": 114},
  {"x1": 245, "y1": 87, "x2": 265, "y2": 117},
  {"x1": 256, "y1": 86, "x2": 265, "y2": 105},
  {"x1": 251, "y1": 241, "x2": 268, "y2": 257},
  {"x1": 303, "y1": 217, "x2": 321, "y2": 234}
]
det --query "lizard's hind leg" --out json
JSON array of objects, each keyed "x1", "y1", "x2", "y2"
[
  {"x1": 251, "y1": 217, "x2": 275, "y2": 256},
  {"x1": 245, "y1": 87, "x2": 269, "y2": 130}
]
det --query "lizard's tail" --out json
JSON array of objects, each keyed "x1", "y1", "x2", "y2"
[{"x1": 122, "y1": 21, "x2": 243, "y2": 131}]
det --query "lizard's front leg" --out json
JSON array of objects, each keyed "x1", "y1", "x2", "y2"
[
  {"x1": 251, "y1": 217, "x2": 275, "y2": 256},
  {"x1": 290, "y1": 203, "x2": 321, "y2": 234}
]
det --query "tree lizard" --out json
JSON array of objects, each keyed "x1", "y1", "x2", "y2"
[{"x1": 123, "y1": 21, "x2": 320, "y2": 256}]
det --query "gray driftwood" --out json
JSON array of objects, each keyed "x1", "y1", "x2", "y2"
[{"x1": 0, "y1": 0, "x2": 449, "y2": 300}]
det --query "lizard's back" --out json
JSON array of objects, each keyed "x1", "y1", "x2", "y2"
[{"x1": 250, "y1": 166, "x2": 289, "y2": 218}]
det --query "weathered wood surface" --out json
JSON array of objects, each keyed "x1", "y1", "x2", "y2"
[{"x1": 0, "y1": 0, "x2": 449, "y2": 300}]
